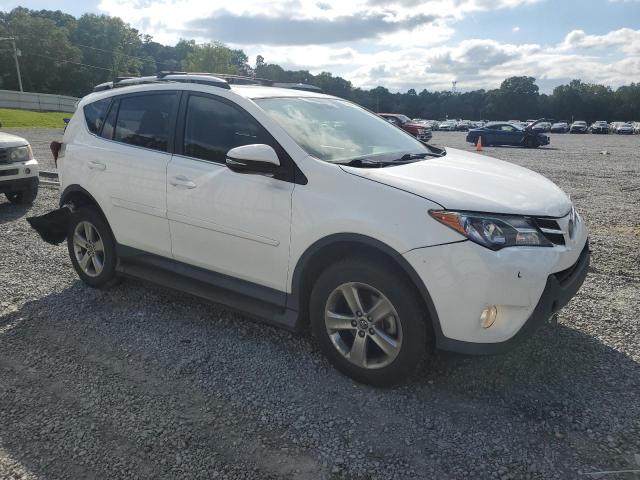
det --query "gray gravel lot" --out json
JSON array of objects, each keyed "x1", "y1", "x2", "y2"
[{"x1": 1, "y1": 130, "x2": 639, "y2": 480}]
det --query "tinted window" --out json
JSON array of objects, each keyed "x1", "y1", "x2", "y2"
[
  {"x1": 100, "y1": 100, "x2": 118, "y2": 140},
  {"x1": 84, "y1": 98, "x2": 111, "y2": 134},
  {"x1": 183, "y1": 95, "x2": 273, "y2": 163},
  {"x1": 114, "y1": 93, "x2": 177, "y2": 152}
]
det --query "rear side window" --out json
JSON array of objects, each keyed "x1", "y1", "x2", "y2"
[
  {"x1": 83, "y1": 98, "x2": 111, "y2": 134},
  {"x1": 113, "y1": 93, "x2": 177, "y2": 152},
  {"x1": 183, "y1": 95, "x2": 273, "y2": 163}
]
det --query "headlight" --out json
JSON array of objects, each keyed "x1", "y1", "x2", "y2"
[
  {"x1": 8, "y1": 145, "x2": 33, "y2": 163},
  {"x1": 429, "y1": 210, "x2": 553, "y2": 250}
]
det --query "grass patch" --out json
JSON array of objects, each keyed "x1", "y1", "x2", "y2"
[{"x1": 0, "y1": 108, "x2": 69, "y2": 128}]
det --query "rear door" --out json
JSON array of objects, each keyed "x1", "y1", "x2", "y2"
[
  {"x1": 98, "y1": 91, "x2": 179, "y2": 257},
  {"x1": 166, "y1": 93, "x2": 294, "y2": 293}
]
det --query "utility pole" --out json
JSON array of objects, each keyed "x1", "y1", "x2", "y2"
[{"x1": 0, "y1": 37, "x2": 23, "y2": 91}]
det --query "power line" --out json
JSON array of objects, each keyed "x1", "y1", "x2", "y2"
[{"x1": 27, "y1": 52, "x2": 114, "y2": 71}]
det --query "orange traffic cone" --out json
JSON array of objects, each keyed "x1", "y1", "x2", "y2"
[{"x1": 476, "y1": 136, "x2": 483, "y2": 152}]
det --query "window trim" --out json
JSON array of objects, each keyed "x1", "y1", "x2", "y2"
[{"x1": 175, "y1": 91, "x2": 306, "y2": 184}]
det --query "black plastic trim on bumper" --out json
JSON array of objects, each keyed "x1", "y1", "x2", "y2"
[
  {"x1": 436, "y1": 243, "x2": 590, "y2": 355},
  {"x1": 0, "y1": 176, "x2": 38, "y2": 194}
]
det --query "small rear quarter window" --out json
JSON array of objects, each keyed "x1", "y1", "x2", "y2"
[{"x1": 83, "y1": 98, "x2": 112, "y2": 134}]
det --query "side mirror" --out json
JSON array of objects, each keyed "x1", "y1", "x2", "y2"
[{"x1": 226, "y1": 144, "x2": 280, "y2": 175}]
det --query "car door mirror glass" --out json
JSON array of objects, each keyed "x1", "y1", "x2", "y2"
[{"x1": 226, "y1": 144, "x2": 280, "y2": 175}]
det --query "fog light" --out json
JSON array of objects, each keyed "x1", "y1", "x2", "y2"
[
  {"x1": 480, "y1": 306, "x2": 498, "y2": 328},
  {"x1": 24, "y1": 168, "x2": 31, "y2": 174}
]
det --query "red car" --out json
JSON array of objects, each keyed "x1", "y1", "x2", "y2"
[{"x1": 378, "y1": 113, "x2": 432, "y2": 142}]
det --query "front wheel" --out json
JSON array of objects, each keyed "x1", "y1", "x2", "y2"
[
  {"x1": 524, "y1": 137, "x2": 538, "y2": 148},
  {"x1": 6, "y1": 182, "x2": 38, "y2": 204},
  {"x1": 310, "y1": 259, "x2": 428, "y2": 386},
  {"x1": 67, "y1": 206, "x2": 118, "y2": 288}
]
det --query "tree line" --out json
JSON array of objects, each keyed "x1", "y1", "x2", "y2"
[{"x1": 1, "y1": 7, "x2": 638, "y2": 122}]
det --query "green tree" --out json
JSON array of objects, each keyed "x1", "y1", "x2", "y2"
[{"x1": 183, "y1": 42, "x2": 241, "y2": 74}]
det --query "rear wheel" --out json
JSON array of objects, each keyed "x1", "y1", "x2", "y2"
[
  {"x1": 67, "y1": 206, "x2": 118, "y2": 288},
  {"x1": 310, "y1": 258, "x2": 428, "y2": 386}
]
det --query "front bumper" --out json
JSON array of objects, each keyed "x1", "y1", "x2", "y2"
[
  {"x1": 403, "y1": 219, "x2": 588, "y2": 354},
  {"x1": 0, "y1": 159, "x2": 39, "y2": 193}
]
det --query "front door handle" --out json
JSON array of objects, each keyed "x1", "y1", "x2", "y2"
[
  {"x1": 170, "y1": 175, "x2": 196, "y2": 189},
  {"x1": 88, "y1": 160, "x2": 106, "y2": 171}
]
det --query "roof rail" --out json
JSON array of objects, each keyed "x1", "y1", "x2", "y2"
[
  {"x1": 272, "y1": 82, "x2": 324, "y2": 93},
  {"x1": 93, "y1": 72, "x2": 324, "y2": 94},
  {"x1": 207, "y1": 73, "x2": 274, "y2": 86},
  {"x1": 93, "y1": 72, "x2": 231, "y2": 92}
]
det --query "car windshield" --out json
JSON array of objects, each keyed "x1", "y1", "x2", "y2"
[{"x1": 255, "y1": 97, "x2": 432, "y2": 163}]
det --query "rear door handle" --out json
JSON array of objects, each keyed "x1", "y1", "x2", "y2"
[
  {"x1": 88, "y1": 160, "x2": 106, "y2": 171},
  {"x1": 170, "y1": 175, "x2": 196, "y2": 189}
]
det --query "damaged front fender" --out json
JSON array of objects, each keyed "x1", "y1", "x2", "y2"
[{"x1": 27, "y1": 206, "x2": 73, "y2": 245}]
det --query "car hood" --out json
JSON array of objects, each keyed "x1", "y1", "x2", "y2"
[
  {"x1": 0, "y1": 132, "x2": 29, "y2": 147},
  {"x1": 340, "y1": 148, "x2": 572, "y2": 217}
]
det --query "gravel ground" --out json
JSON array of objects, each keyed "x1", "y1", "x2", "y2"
[{"x1": 1, "y1": 130, "x2": 639, "y2": 480}]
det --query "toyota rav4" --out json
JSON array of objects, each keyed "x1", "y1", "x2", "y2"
[{"x1": 29, "y1": 73, "x2": 589, "y2": 386}]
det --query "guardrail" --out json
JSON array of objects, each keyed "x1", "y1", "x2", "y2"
[{"x1": 0, "y1": 89, "x2": 78, "y2": 113}]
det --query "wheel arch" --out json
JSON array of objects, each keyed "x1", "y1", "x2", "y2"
[
  {"x1": 288, "y1": 233, "x2": 441, "y2": 339},
  {"x1": 60, "y1": 184, "x2": 106, "y2": 216}
]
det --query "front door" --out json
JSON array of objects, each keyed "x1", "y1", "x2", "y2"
[{"x1": 166, "y1": 93, "x2": 294, "y2": 293}]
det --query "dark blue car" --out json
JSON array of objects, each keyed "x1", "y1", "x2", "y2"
[{"x1": 466, "y1": 121, "x2": 550, "y2": 148}]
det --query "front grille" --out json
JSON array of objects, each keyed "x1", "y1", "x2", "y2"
[
  {"x1": 0, "y1": 149, "x2": 8, "y2": 164},
  {"x1": 0, "y1": 169, "x2": 19, "y2": 177},
  {"x1": 532, "y1": 217, "x2": 566, "y2": 246}
]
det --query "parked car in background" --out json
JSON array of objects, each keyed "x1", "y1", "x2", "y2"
[
  {"x1": 466, "y1": 121, "x2": 550, "y2": 148},
  {"x1": 0, "y1": 132, "x2": 39, "y2": 204},
  {"x1": 590, "y1": 121, "x2": 609, "y2": 134},
  {"x1": 609, "y1": 122, "x2": 623, "y2": 133},
  {"x1": 531, "y1": 122, "x2": 552, "y2": 133},
  {"x1": 456, "y1": 120, "x2": 472, "y2": 131},
  {"x1": 633, "y1": 122, "x2": 640, "y2": 134},
  {"x1": 616, "y1": 123, "x2": 635, "y2": 135},
  {"x1": 569, "y1": 121, "x2": 588, "y2": 133},
  {"x1": 550, "y1": 122, "x2": 570, "y2": 133},
  {"x1": 438, "y1": 120, "x2": 457, "y2": 131},
  {"x1": 28, "y1": 73, "x2": 589, "y2": 386},
  {"x1": 379, "y1": 113, "x2": 432, "y2": 142}
]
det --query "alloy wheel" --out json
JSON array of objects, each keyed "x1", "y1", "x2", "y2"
[
  {"x1": 73, "y1": 221, "x2": 105, "y2": 277},
  {"x1": 324, "y1": 282, "x2": 403, "y2": 369}
]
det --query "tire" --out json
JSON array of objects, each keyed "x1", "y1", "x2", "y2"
[
  {"x1": 478, "y1": 135, "x2": 489, "y2": 147},
  {"x1": 6, "y1": 182, "x2": 38, "y2": 204},
  {"x1": 524, "y1": 137, "x2": 538, "y2": 148},
  {"x1": 67, "y1": 206, "x2": 118, "y2": 288},
  {"x1": 310, "y1": 258, "x2": 428, "y2": 386}
]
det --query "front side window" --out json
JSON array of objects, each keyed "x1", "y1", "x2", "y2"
[
  {"x1": 113, "y1": 93, "x2": 177, "y2": 152},
  {"x1": 84, "y1": 98, "x2": 111, "y2": 134},
  {"x1": 255, "y1": 97, "x2": 428, "y2": 163},
  {"x1": 183, "y1": 95, "x2": 273, "y2": 163}
]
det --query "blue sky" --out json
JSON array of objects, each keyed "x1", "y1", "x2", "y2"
[{"x1": 3, "y1": 0, "x2": 639, "y2": 92}]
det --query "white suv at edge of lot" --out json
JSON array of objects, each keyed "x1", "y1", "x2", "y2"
[
  {"x1": 0, "y1": 132, "x2": 39, "y2": 204},
  {"x1": 40, "y1": 75, "x2": 589, "y2": 385}
]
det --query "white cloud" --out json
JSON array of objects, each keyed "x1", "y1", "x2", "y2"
[{"x1": 96, "y1": 0, "x2": 640, "y2": 92}]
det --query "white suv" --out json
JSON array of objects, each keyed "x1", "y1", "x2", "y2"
[
  {"x1": 34, "y1": 74, "x2": 589, "y2": 385},
  {"x1": 0, "y1": 132, "x2": 39, "y2": 204}
]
